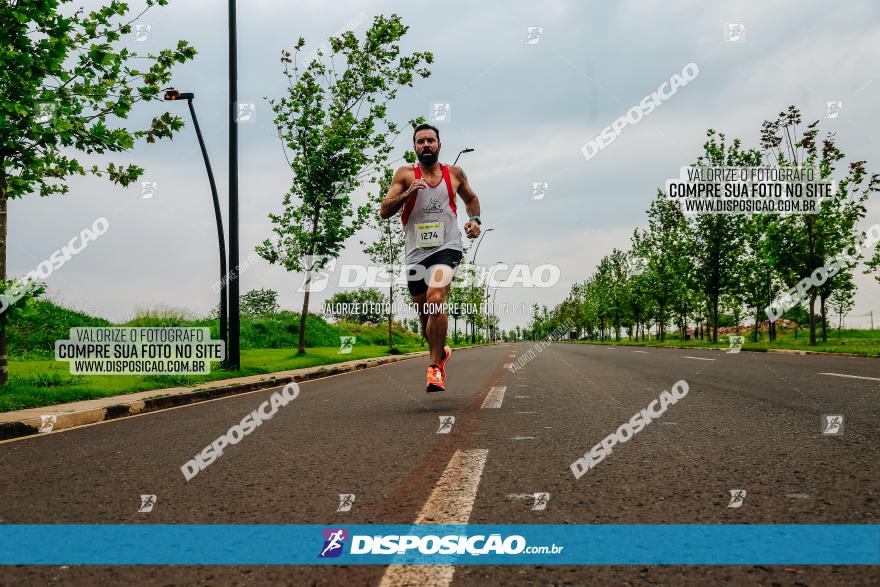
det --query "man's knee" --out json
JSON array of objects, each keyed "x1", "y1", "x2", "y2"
[
  {"x1": 426, "y1": 288, "x2": 448, "y2": 308},
  {"x1": 428, "y1": 264, "x2": 455, "y2": 289}
]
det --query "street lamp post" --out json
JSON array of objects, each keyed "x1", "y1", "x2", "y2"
[
  {"x1": 485, "y1": 261, "x2": 502, "y2": 341},
  {"x1": 470, "y1": 228, "x2": 494, "y2": 343},
  {"x1": 450, "y1": 147, "x2": 475, "y2": 341},
  {"x1": 163, "y1": 89, "x2": 228, "y2": 357},
  {"x1": 228, "y1": 0, "x2": 241, "y2": 370},
  {"x1": 490, "y1": 283, "x2": 502, "y2": 340},
  {"x1": 453, "y1": 147, "x2": 474, "y2": 165}
]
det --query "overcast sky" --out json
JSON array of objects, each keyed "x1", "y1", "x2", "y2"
[{"x1": 11, "y1": 0, "x2": 880, "y2": 331}]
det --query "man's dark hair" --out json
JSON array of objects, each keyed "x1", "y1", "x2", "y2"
[{"x1": 412, "y1": 123, "x2": 440, "y2": 144}]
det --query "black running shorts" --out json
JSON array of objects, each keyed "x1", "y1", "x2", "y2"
[{"x1": 406, "y1": 248, "x2": 464, "y2": 296}]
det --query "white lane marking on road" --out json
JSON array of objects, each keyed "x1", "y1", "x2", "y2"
[
  {"x1": 481, "y1": 386, "x2": 507, "y2": 409},
  {"x1": 683, "y1": 356, "x2": 715, "y2": 361},
  {"x1": 819, "y1": 372, "x2": 880, "y2": 382},
  {"x1": 516, "y1": 411, "x2": 538, "y2": 414},
  {"x1": 424, "y1": 453, "x2": 488, "y2": 518},
  {"x1": 633, "y1": 350, "x2": 649, "y2": 354},
  {"x1": 515, "y1": 395, "x2": 531, "y2": 398},
  {"x1": 512, "y1": 436, "x2": 535, "y2": 440},
  {"x1": 379, "y1": 449, "x2": 488, "y2": 587},
  {"x1": 785, "y1": 493, "x2": 811, "y2": 499}
]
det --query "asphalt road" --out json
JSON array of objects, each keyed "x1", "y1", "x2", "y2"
[{"x1": 1, "y1": 342, "x2": 878, "y2": 586}]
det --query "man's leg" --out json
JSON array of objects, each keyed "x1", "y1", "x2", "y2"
[
  {"x1": 425, "y1": 265, "x2": 454, "y2": 366},
  {"x1": 411, "y1": 291, "x2": 428, "y2": 341}
]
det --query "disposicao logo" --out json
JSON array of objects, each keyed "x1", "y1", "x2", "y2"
[{"x1": 319, "y1": 528, "x2": 348, "y2": 558}]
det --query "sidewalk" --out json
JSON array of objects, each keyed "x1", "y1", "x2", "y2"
[{"x1": 1, "y1": 346, "x2": 482, "y2": 441}]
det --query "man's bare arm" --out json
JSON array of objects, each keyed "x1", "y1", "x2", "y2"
[
  {"x1": 452, "y1": 166, "x2": 481, "y2": 239},
  {"x1": 380, "y1": 167, "x2": 422, "y2": 220},
  {"x1": 453, "y1": 166, "x2": 481, "y2": 218}
]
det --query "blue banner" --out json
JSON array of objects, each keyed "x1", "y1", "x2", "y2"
[{"x1": 0, "y1": 524, "x2": 877, "y2": 565}]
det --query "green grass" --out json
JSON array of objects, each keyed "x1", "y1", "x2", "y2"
[
  {"x1": 1, "y1": 339, "x2": 484, "y2": 413},
  {"x1": 0, "y1": 298, "x2": 494, "y2": 412},
  {"x1": 571, "y1": 328, "x2": 880, "y2": 356}
]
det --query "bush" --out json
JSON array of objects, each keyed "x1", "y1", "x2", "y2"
[
  {"x1": 9, "y1": 300, "x2": 423, "y2": 355},
  {"x1": 7, "y1": 299, "x2": 111, "y2": 357},
  {"x1": 123, "y1": 304, "x2": 197, "y2": 326}
]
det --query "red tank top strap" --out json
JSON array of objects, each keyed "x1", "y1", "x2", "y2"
[
  {"x1": 401, "y1": 164, "x2": 420, "y2": 225},
  {"x1": 441, "y1": 164, "x2": 457, "y2": 216}
]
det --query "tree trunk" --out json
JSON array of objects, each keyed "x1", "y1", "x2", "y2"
[
  {"x1": 820, "y1": 294, "x2": 827, "y2": 343},
  {"x1": 712, "y1": 294, "x2": 719, "y2": 343},
  {"x1": 297, "y1": 285, "x2": 310, "y2": 355},
  {"x1": 298, "y1": 208, "x2": 321, "y2": 355},
  {"x1": 0, "y1": 167, "x2": 7, "y2": 385},
  {"x1": 753, "y1": 306, "x2": 759, "y2": 342},
  {"x1": 766, "y1": 273, "x2": 776, "y2": 342},
  {"x1": 808, "y1": 293, "x2": 817, "y2": 346},
  {"x1": 658, "y1": 304, "x2": 666, "y2": 342}
]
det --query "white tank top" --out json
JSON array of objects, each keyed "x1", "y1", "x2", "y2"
[{"x1": 401, "y1": 162, "x2": 463, "y2": 264}]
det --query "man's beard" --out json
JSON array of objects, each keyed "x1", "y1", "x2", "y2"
[{"x1": 417, "y1": 149, "x2": 439, "y2": 165}]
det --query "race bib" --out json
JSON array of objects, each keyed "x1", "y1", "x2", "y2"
[{"x1": 415, "y1": 222, "x2": 443, "y2": 248}]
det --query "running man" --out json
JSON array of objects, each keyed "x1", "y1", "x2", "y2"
[{"x1": 380, "y1": 123, "x2": 482, "y2": 392}]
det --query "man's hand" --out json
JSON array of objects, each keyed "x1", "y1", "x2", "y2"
[
  {"x1": 464, "y1": 220, "x2": 480, "y2": 239},
  {"x1": 408, "y1": 178, "x2": 428, "y2": 195},
  {"x1": 380, "y1": 168, "x2": 429, "y2": 220}
]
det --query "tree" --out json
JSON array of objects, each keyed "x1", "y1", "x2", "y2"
[
  {"x1": 828, "y1": 273, "x2": 855, "y2": 338},
  {"x1": 0, "y1": 0, "x2": 195, "y2": 383},
  {"x1": 741, "y1": 215, "x2": 781, "y2": 341},
  {"x1": 241, "y1": 288, "x2": 280, "y2": 316},
  {"x1": 633, "y1": 192, "x2": 689, "y2": 341},
  {"x1": 447, "y1": 271, "x2": 469, "y2": 344},
  {"x1": 361, "y1": 168, "x2": 407, "y2": 348},
  {"x1": 455, "y1": 260, "x2": 485, "y2": 344},
  {"x1": 257, "y1": 14, "x2": 432, "y2": 354},
  {"x1": 691, "y1": 130, "x2": 761, "y2": 342},
  {"x1": 323, "y1": 288, "x2": 386, "y2": 324},
  {"x1": 760, "y1": 106, "x2": 877, "y2": 345}
]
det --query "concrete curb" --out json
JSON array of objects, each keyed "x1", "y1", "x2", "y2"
[
  {"x1": 559, "y1": 340, "x2": 879, "y2": 359},
  {"x1": 0, "y1": 344, "x2": 488, "y2": 441}
]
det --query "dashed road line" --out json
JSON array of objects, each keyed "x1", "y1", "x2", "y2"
[
  {"x1": 378, "y1": 449, "x2": 488, "y2": 587},
  {"x1": 481, "y1": 386, "x2": 507, "y2": 409},
  {"x1": 818, "y1": 372, "x2": 880, "y2": 382},
  {"x1": 683, "y1": 356, "x2": 715, "y2": 361}
]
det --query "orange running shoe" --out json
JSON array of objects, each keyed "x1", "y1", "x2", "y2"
[
  {"x1": 439, "y1": 345, "x2": 452, "y2": 378},
  {"x1": 426, "y1": 364, "x2": 445, "y2": 393}
]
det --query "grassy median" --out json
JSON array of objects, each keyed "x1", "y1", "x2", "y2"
[
  {"x1": 570, "y1": 328, "x2": 880, "y2": 356},
  {"x1": 1, "y1": 300, "x2": 487, "y2": 412}
]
